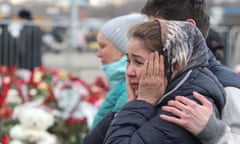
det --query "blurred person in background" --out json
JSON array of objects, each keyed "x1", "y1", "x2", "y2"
[
  {"x1": 83, "y1": 13, "x2": 147, "y2": 144},
  {"x1": 141, "y1": 0, "x2": 240, "y2": 143},
  {"x1": 0, "y1": 22, "x2": 18, "y2": 67},
  {"x1": 206, "y1": 28, "x2": 225, "y2": 63},
  {"x1": 92, "y1": 13, "x2": 147, "y2": 127},
  {"x1": 17, "y1": 8, "x2": 43, "y2": 71},
  {"x1": 0, "y1": 15, "x2": 17, "y2": 67}
]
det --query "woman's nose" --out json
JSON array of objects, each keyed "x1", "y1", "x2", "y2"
[
  {"x1": 126, "y1": 65, "x2": 136, "y2": 77},
  {"x1": 96, "y1": 49, "x2": 102, "y2": 58}
]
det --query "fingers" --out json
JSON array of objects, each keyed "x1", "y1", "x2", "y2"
[
  {"x1": 167, "y1": 99, "x2": 188, "y2": 111},
  {"x1": 154, "y1": 52, "x2": 159, "y2": 76},
  {"x1": 160, "y1": 92, "x2": 213, "y2": 136},
  {"x1": 152, "y1": 52, "x2": 164, "y2": 78},
  {"x1": 159, "y1": 54, "x2": 165, "y2": 81},
  {"x1": 162, "y1": 105, "x2": 184, "y2": 117},
  {"x1": 162, "y1": 93, "x2": 209, "y2": 116},
  {"x1": 148, "y1": 53, "x2": 154, "y2": 76},
  {"x1": 174, "y1": 92, "x2": 212, "y2": 108},
  {"x1": 144, "y1": 52, "x2": 163, "y2": 77},
  {"x1": 192, "y1": 91, "x2": 212, "y2": 107},
  {"x1": 160, "y1": 114, "x2": 183, "y2": 126},
  {"x1": 142, "y1": 54, "x2": 148, "y2": 78},
  {"x1": 137, "y1": 52, "x2": 166, "y2": 106},
  {"x1": 172, "y1": 96, "x2": 199, "y2": 108}
]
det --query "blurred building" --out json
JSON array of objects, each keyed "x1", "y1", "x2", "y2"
[{"x1": 1, "y1": 0, "x2": 239, "y2": 70}]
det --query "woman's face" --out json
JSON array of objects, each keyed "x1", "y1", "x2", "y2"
[
  {"x1": 126, "y1": 38, "x2": 150, "y2": 96},
  {"x1": 96, "y1": 32, "x2": 123, "y2": 65}
]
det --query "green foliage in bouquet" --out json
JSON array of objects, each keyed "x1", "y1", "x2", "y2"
[
  {"x1": 49, "y1": 117, "x2": 88, "y2": 144},
  {"x1": 0, "y1": 118, "x2": 18, "y2": 141}
]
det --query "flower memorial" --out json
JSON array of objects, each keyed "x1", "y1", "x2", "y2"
[{"x1": 0, "y1": 66, "x2": 109, "y2": 144}]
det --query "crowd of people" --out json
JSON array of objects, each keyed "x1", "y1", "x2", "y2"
[{"x1": 84, "y1": 0, "x2": 240, "y2": 144}]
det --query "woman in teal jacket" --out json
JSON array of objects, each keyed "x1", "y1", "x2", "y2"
[{"x1": 91, "y1": 13, "x2": 147, "y2": 128}]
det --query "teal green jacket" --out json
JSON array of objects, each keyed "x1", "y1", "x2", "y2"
[{"x1": 91, "y1": 56, "x2": 128, "y2": 128}]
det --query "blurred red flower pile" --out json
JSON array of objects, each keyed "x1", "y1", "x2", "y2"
[{"x1": 0, "y1": 66, "x2": 109, "y2": 144}]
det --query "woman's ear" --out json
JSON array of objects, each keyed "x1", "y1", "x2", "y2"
[{"x1": 186, "y1": 19, "x2": 196, "y2": 25}]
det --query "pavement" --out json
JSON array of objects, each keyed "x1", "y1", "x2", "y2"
[{"x1": 42, "y1": 51, "x2": 105, "y2": 84}]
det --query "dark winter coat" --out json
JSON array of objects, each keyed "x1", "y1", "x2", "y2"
[
  {"x1": 103, "y1": 67, "x2": 225, "y2": 144},
  {"x1": 18, "y1": 22, "x2": 42, "y2": 70},
  {"x1": 207, "y1": 50, "x2": 240, "y2": 88}
]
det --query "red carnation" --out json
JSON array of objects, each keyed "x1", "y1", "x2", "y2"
[{"x1": 1, "y1": 135, "x2": 10, "y2": 144}]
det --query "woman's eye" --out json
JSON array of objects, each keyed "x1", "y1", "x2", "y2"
[
  {"x1": 98, "y1": 44, "x2": 105, "y2": 49},
  {"x1": 135, "y1": 60, "x2": 144, "y2": 65},
  {"x1": 126, "y1": 58, "x2": 143, "y2": 65}
]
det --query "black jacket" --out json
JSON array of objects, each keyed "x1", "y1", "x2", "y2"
[
  {"x1": 207, "y1": 50, "x2": 240, "y2": 88},
  {"x1": 0, "y1": 24, "x2": 18, "y2": 67},
  {"x1": 18, "y1": 23, "x2": 42, "y2": 70},
  {"x1": 83, "y1": 112, "x2": 116, "y2": 144}
]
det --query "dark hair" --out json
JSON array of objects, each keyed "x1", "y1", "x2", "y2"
[
  {"x1": 18, "y1": 9, "x2": 33, "y2": 20},
  {"x1": 141, "y1": 0, "x2": 209, "y2": 38}
]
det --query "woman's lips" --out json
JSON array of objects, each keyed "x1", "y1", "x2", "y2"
[{"x1": 131, "y1": 83, "x2": 139, "y2": 90}]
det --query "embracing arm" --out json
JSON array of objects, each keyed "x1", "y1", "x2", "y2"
[
  {"x1": 197, "y1": 87, "x2": 240, "y2": 144},
  {"x1": 161, "y1": 90, "x2": 240, "y2": 144}
]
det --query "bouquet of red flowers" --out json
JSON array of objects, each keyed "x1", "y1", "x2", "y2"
[{"x1": 0, "y1": 66, "x2": 109, "y2": 144}]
